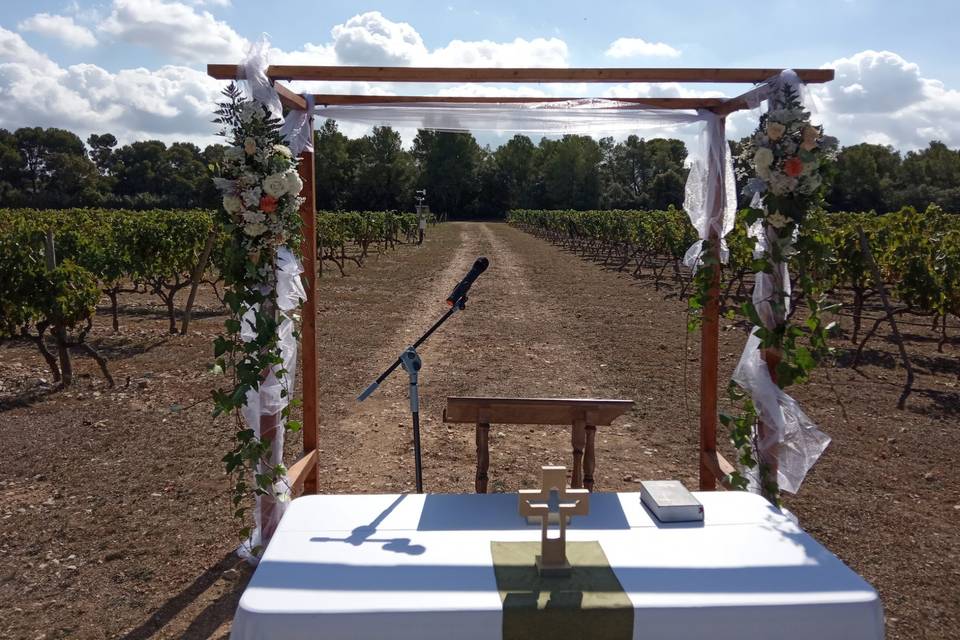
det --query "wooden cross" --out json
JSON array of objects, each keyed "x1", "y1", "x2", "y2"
[{"x1": 518, "y1": 465, "x2": 589, "y2": 576}]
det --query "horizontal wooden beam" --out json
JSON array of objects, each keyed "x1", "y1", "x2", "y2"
[
  {"x1": 700, "y1": 450, "x2": 736, "y2": 490},
  {"x1": 208, "y1": 64, "x2": 835, "y2": 85},
  {"x1": 444, "y1": 396, "x2": 634, "y2": 426},
  {"x1": 287, "y1": 449, "x2": 319, "y2": 496},
  {"x1": 275, "y1": 81, "x2": 308, "y2": 111},
  {"x1": 312, "y1": 94, "x2": 726, "y2": 110}
]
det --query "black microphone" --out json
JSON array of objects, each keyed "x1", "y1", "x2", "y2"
[{"x1": 446, "y1": 257, "x2": 489, "y2": 306}]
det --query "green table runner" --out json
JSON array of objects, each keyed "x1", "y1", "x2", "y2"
[{"x1": 490, "y1": 541, "x2": 633, "y2": 640}]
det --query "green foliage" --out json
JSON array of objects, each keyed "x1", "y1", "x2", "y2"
[{"x1": 0, "y1": 212, "x2": 100, "y2": 347}]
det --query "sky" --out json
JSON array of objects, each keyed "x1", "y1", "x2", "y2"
[{"x1": 2, "y1": 0, "x2": 960, "y2": 151}]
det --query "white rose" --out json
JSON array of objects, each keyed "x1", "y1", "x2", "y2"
[
  {"x1": 222, "y1": 195, "x2": 243, "y2": 213},
  {"x1": 756, "y1": 163, "x2": 772, "y2": 180},
  {"x1": 243, "y1": 222, "x2": 268, "y2": 237},
  {"x1": 766, "y1": 122, "x2": 786, "y2": 141},
  {"x1": 263, "y1": 173, "x2": 289, "y2": 198},
  {"x1": 284, "y1": 170, "x2": 303, "y2": 196},
  {"x1": 754, "y1": 147, "x2": 774, "y2": 169},
  {"x1": 273, "y1": 144, "x2": 292, "y2": 158}
]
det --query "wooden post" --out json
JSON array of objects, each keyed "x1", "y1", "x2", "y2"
[
  {"x1": 698, "y1": 117, "x2": 726, "y2": 491},
  {"x1": 571, "y1": 418, "x2": 587, "y2": 489},
  {"x1": 475, "y1": 422, "x2": 490, "y2": 493},
  {"x1": 298, "y1": 117, "x2": 320, "y2": 494},
  {"x1": 583, "y1": 425, "x2": 597, "y2": 491}
]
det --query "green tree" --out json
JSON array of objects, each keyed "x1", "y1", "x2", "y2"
[
  {"x1": 492, "y1": 134, "x2": 538, "y2": 210},
  {"x1": 14, "y1": 127, "x2": 103, "y2": 207},
  {"x1": 538, "y1": 135, "x2": 602, "y2": 210},
  {"x1": 0, "y1": 129, "x2": 22, "y2": 205},
  {"x1": 87, "y1": 133, "x2": 118, "y2": 175},
  {"x1": 412, "y1": 130, "x2": 483, "y2": 217},
  {"x1": 826, "y1": 143, "x2": 900, "y2": 212},
  {"x1": 313, "y1": 119, "x2": 355, "y2": 210},
  {"x1": 349, "y1": 126, "x2": 414, "y2": 211}
]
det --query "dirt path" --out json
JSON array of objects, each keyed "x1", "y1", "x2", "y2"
[{"x1": 318, "y1": 221, "x2": 685, "y2": 496}]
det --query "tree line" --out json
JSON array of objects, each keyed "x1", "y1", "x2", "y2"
[{"x1": 2, "y1": 122, "x2": 959, "y2": 216}]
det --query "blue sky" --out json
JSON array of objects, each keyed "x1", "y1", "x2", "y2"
[{"x1": 2, "y1": 0, "x2": 959, "y2": 150}]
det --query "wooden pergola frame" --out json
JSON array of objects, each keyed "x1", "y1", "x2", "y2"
[{"x1": 207, "y1": 64, "x2": 834, "y2": 500}]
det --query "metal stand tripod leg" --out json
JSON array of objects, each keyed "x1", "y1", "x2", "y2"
[{"x1": 399, "y1": 347, "x2": 424, "y2": 493}]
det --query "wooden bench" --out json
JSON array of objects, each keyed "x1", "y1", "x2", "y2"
[{"x1": 442, "y1": 397, "x2": 634, "y2": 493}]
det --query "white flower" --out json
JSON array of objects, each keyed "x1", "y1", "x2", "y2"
[
  {"x1": 273, "y1": 144, "x2": 292, "y2": 158},
  {"x1": 756, "y1": 163, "x2": 772, "y2": 180},
  {"x1": 242, "y1": 210, "x2": 266, "y2": 224},
  {"x1": 766, "y1": 122, "x2": 786, "y2": 141},
  {"x1": 243, "y1": 222, "x2": 268, "y2": 237},
  {"x1": 768, "y1": 172, "x2": 798, "y2": 196},
  {"x1": 244, "y1": 137, "x2": 256, "y2": 156},
  {"x1": 754, "y1": 147, "x2": 774, "y2": 169},
  {"x1": 262, "y1": 173, "x2": 288, "y2": 197},
  {"x1": 766, "y1": 211, "x2": 790, "y2": 229},
  {"x1": 284, "y1": 170, "x2": 303, "y2": 196},
  {"x1": 222, "y1": 195, "x2": 243, "y2": 213},
  {"x1": 241, "y1": 187, "x2": 262, "y2": 208}
]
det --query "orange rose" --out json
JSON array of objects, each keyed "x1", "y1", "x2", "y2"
[
  {"x1": 260, "y1": 195, "x2": 278, "y2": 213},
  {"x1": 783, "y1": 157, "x2": 804, "y2": 178}
]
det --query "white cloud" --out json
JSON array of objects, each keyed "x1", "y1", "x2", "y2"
[
  {"x1": 812, "y1": 50, "x2": 960, "y2": 149},
  {"x1": 98, "y1": 0, "x2": 247, "y2": 62},
  {"x1": 0, "y1": 26, "x2": 221, "y2": 145},
  {"x1": 602, "y1": 82, "x2": 724, "y2": 100},
  {"x1": 429, "y1": 37, "x2": 568, "y2": 67},
  {"x1": 18, "y1": 13, "x2": 98, "y2": 48},
  {"x1": 331, "y1": 12, "x2": 427, "y2": 66},
  {"x1": 605, "y1": 37, "x2": 681, "y2": 59},
  {"x1": 328, "y1": 11, "x2": 569, "y2": 68}
]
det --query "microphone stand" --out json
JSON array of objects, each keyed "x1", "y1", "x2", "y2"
[{"x1": 357, "y1": 296, "x2": 468, "y2": 493}]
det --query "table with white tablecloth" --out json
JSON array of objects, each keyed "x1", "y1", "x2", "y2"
[{"x1": 231, "y1": 491, "x2": 883, "y2": 640}]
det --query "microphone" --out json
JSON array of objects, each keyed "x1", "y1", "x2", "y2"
[{"x1": 446, "y1": 257, "x2": 489, "y2": 306}]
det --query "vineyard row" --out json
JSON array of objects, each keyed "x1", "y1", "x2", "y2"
[
  {"x1": 509, "y1": 206, "x2": 960, "y2": 349},
  {"x1": 0, "y1": 208, "x2": 422, "y2": 385}
]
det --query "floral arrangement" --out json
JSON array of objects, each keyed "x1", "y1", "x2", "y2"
[
  {"x1": 741, "y1": 83, "x2": 838, "y2": 233},
  {"x1": 724, "y1": 81, "x2": 838, "y2": 504},
  {"x1": 214, "y1": 84, "x2": 304, "y2": 275},
  {"x1": 211, "y1": 82, "x2": 305, "y2": 555}
]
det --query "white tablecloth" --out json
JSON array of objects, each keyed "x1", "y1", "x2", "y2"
[{"x1": 231, "y1": 491, "x2": 883, "y2": 640}]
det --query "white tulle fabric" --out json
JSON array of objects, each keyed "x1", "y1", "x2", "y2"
[
  {"x1": 681, "y1": 111, "x2": 737, "y2": 270},
  {"x1": 732, "y1": 70, "x2": 831, "y2": 494},
  {"x1": 314, "y1": 102, "x2": 737, "y2": 271},
  {"x1": 236, "y1": 40, "x2": 308, "y2": 562}
]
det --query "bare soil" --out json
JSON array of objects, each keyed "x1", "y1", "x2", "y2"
[{"x1": 1, "y1": 222, "x2": 957, "y2": 639}]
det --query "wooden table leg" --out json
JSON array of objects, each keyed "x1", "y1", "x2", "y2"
[
  {"x1": 571, "y1": 419, "x2": 586, "y2": 489},
  {"x1": 475, "y1": 422, "x2": 490, "y2": 493},
  {"x1": 583, "y1": 425, "x2": 597, "y2": 491}
]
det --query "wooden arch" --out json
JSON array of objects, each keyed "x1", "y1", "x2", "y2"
[{"x1": 206, "y1": 64, "x2": 834, "y2": 497}]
